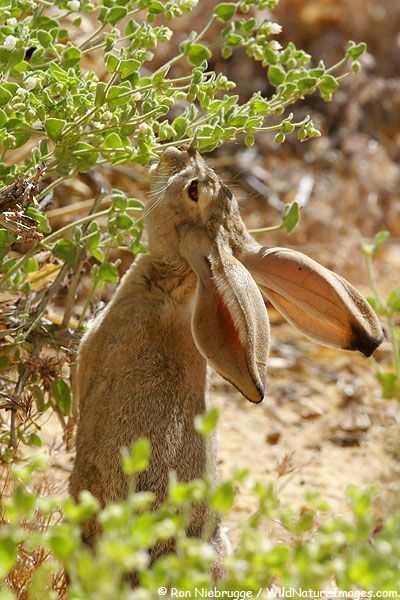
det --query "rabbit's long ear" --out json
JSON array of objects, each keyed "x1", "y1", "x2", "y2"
[
  {"x1": 187, "y1": 247, "x2": 270, "y2": 403},
  {"x1": 241, "y1": 246, "x2": 383, "y2": 357}
]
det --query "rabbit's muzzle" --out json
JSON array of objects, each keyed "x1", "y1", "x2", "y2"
[{"x1": 153, "y1": 145, "x2": 198, "y2": 177}]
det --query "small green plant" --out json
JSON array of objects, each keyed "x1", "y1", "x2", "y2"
[
  {"x1": 362, "y1": 231, "x2": 400, "y2": 400},
  {"x1": 1, "y1": 412, "x2": 399, "y2": 598}
]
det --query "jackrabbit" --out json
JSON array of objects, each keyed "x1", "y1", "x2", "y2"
[{"x1": 70, "y1": 145, "x2": 383, "y2": 571}]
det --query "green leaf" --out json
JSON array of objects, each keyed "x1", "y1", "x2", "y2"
[
  {"x1": 319, "y1": 74, "x2": 338, "y2": 94},
  {"x1": 187, "y1": 43, "x2": 212, "y2": 66},
  {"x1": 72, "y1": 142, "x2": 99, "y2": 166},
  {"x1": 0, "y1": 108, "x2": 6, "y2": 128},
  {"x1": 264, "y1": 545, "x2": 291, "y2": 567},
  {"x1": 152, "y1": 64, "x2": 170, "y2": 86},
  {"x1": 105, "y1": 53, "x2": 119, "y2": 73},
  {"x1": 112, "y1": 189, "x2": 128, "y2": 210},
  {"x1": 106, "y1": 84, "x2": 131, "y2": 108},
  {"x1": 268, "y1": 65, "x2": 286, "y2": 87},
  {"x1": 348, "y1": 41, "x2": 367, "y2": 60},
  {"x1": 24, "y1": 207, "x2": 51, "y2": 233},
  {"x1": 119, "y1": 58, "x2": 140, "y2": 79},
  {"x1": 149, "y1": 1, "x2": 164, "y2": 14},
  {"x1": 371, "y1": 230, "x2": 389, "y2": 255},
  {"x1": 102, "y1": 132, "x2": 122, "y2": 149},
  {"x1": 0, "y1": 537, "x2": 17, "y2": 578},
  {"x1": 49, "y1": 62, "x2": 69, "y2": 83},
  {"x1": 122, "y1": 438, "x2": 151, "y2": 475},
  {"x1": 297, "y1": 76, "x2": 318, "y2": 92},
  {"x1": 26, "y1": 432, "x2": 42, "y2": 448},
  {"x1": 91, "y1": 247, "x2": 105, "y2": 263},
  {"x1": 52, "y1": 238, "x2": 77, "y2": 268},
  {"x1": 103, "y1": 6, "x2": 127, "y2": 26},
  {"x1": 98, "y1": 262, "x2": 119, "y2": 283},
  {"x1": 0, "y1": 228, "x2": 10, "y2": 246},
  {"x1": 14, "y1": 484, "x2": 35, "y2": 516},
  {"x1": 214, "y1": 2, "x2": 237, "y2": 21},
  {"x1": 293, "y1": 510, "x2": 314, "y2": 533},
  {"x1": 32, "y1": 15, "x2": 58, "y2": 30},
  {"x1": 362, "y1": 230, "x2": 389, "y2": 257},
  {"x1": 51, "y1": 379, "x2": 72, "y2": 415},
  {"x1": 0, "y1": 85, "x2": 12, "y2": 107},
  {"x1": 375, "y1": 371, "x2": 400, "y2": 399},
  {"x1": 62, "y1": 47, "x2": 82, "y2": 68},
  {"x1": 387, "y1": 289, "x2": 400, "y2": 314},
  {"x1": 6, "y1": 119, "x2": 31, "y2": 148},
  {"x1": 251, "y1": 97, "x2": 270, "y2": 114},
  {"x1": 48, "y1": 525, "x2": 77, "y2": 560},
  {"x1": 23, "y1": 257, "x2": 38, "y2": 274},
  {"x1": 282, "y1": 201, "x2": 300, "y2": 233},
  {"x1": 116, "y1": 213, "x2": 133, "y2": 229},
  {"x1": 45, "y1": 118, "x2": 66, "y2": 142},
  {"x1": 212, "y1": 481, "x2": 235, "y2": 513},
  {"x1": 194, "y1": 407, "x2": 219, "y2": 436},
  {"x1": 37, "y1": 29, "x2": 53, "y2": 48},
  {"x1": 172, "y1": 115, "x2": 187, "y2": 138}
]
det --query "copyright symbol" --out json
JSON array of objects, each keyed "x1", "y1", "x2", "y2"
[{"x1": 158, "y1": 587, "x2": 167, "y2": 596}]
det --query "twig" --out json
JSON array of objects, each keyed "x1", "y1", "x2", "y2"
[
  {"x1": 24, "y1": 264, "x2": 70, "y2": 340},
  {"x1": 249, "y1": 223, "x2": 285, "y2": 235},
  {"x1": 9, "y1": 342, "x2": 43, "y2": 448},
  {"x1": 46, "y1": 197, "x2": 111, "y2": 220},
  {"x1": 61, "y1": 193, "x2": 107, "y2": 328}
]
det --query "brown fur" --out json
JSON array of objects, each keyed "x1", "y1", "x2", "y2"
[{"x1": 70, "y1": 147, "x2": 383, "y2": 574}]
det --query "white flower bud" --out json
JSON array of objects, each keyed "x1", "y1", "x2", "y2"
[
  {"x1": 6, "y1": 18, "x2": 17, "y2": 26},
  {"x1": 68, "y1": 0, "x2": 80, "y2": 10},
  {"x1": 32, "y1": 119, "x2": 43, "y2": 130},
  {"x1": 269, "y1": 22, "x2": 282, "y2": 34},
  {"x1": 26, "y1": 76, "x2": 38, "y2": 91},
  {"x1": 102, "y1": 110, "x2": 112, "y2": 121},
  {"x1": 3, "y1": 35, "x2": 18, "y2": 51},
  {"x1": 270, "y1": 40, "x2": 282, "y2": 51}
]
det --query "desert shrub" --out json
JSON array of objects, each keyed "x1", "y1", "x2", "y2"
[
  {"x1": 0, "y1": 412, "x2": 399, "y2": 598},
  {"x1": 0, "y1": 0, "x2": 366, "y2": 453}
]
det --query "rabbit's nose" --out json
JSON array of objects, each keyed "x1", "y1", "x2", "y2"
[
  {"x1": 161, "y1": 146, "x2": 185, "y2": 161},
  {"x1": 159, "y1": 145, "x2": 197, "y2": 166}
]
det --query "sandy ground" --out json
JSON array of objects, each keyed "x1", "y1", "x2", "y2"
[{"x1": 213, "y1": 310, "x2": 400, "y2": 544}]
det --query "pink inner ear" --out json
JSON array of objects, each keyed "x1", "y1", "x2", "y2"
[
  {"x1": 188, "y1": 247, "x2": 269, "y2": 404},
  {"x1": 217, "y1": 295, "x2": 248, "y2": 369},
  {"x1": 191, "y1": 277, "x2": 265, "y2": 404},
  {"x1": 260, "y1": 285, "x2": 353, "y2": 349},
  {"x1": 219, "y1": 296, "x2": 236, "y2": 344},
  {"x1": 241, "y1": 245, "x2": 383, "y2": 357}
]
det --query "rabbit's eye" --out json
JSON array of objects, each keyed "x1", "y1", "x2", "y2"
[{"x1": 188, "y1": 179, "x2": 198, "y2": 202}]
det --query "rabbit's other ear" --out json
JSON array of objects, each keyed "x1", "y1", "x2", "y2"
[
  {"x1": 187, "y1": 247, "x2": 270, "y2": 403},
  {"x1": 241, "y1": 246, "x2": 383, "y2": 357}
]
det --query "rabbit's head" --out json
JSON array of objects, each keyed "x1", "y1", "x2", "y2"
[
  {"x1": 148, "y1": 146, "x2": 383, "y2": 404},
  {"x1": 148, "y1": 146, "x2": 249, "y2": 255}
]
